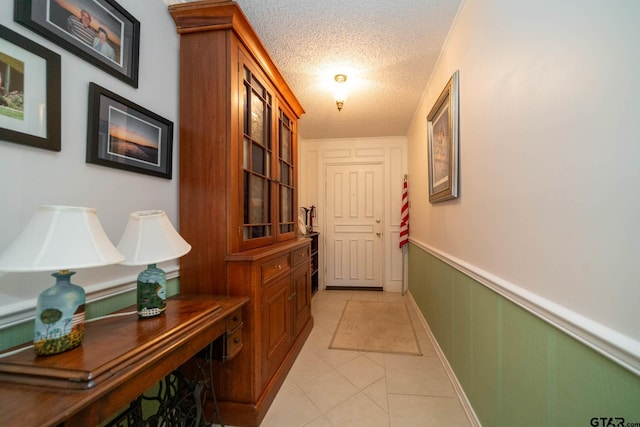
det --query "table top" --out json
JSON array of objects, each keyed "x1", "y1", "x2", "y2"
[{"x1": 0, "y1": 294, "x2": 248, "y2": 427}]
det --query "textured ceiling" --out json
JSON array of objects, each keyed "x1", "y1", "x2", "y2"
[{"x1": 165, "y1": 0, "x2": 462, "y2": 140}]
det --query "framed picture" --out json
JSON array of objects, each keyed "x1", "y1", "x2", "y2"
[
  {"x1": 86, "y1": 82, "x2": 173, "y2": 179},
  {"x1": 427, "y1": 70, "x2": 459, "y2": 203},
  {"x1": 0, "y1": 24, "x2": 60, "y2": 151},
  {"x1": 14, "y1": 0, "x2": 140, "y2": 88}
]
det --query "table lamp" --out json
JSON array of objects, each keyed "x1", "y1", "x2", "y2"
[
  {"x1": 116, "y1": 210, "x2": 191, "y2": 318},
  {"x1": 0, "y1": 205, "x2": 124, "y2": 356}
]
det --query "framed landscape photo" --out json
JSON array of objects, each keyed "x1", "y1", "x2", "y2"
[
  {"x1": 427, "y1": 70, "x2": 459, "y2": 203},
  {"x1": 87, "y1": 83, "x2": 173, "y2": 179},
  {"x1": 14, "y1": 0, "x2": 140, "y2": 87},
  {"x1": 0, "y1": 24, "x2": 60, "y2": 151}
]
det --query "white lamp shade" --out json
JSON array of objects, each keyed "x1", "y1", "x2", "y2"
[
  {"x1": 0, "y1": 205, "x2": 125, "y2": 272},
  {"x1": 117, "y1": 210, "x2": 191, "y2": 266}
]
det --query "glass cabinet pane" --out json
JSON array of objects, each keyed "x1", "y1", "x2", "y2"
[
  {"x1": 280, "y1": 187, "x2": 293, "y2": 233},
  {"x1": 243, "y1": 137, "x2": 250, "y2": 169},
  {"x1": 251, "y1": 94, "x2": 265, "y2": 145},
  {"x1": 249, "y1": 174, "x2": 265, "y2": 224},
  {"x1": 252, "y1": 143, "x2": 265, "y2": 175},
  {"x1": 280, "y1": 123, "x2": 290, "y2": 162},
  {"x1": 244, "y1": 173, "x2": 271, "y2": 239},
  {"x1": 280, "y1": 163, "x2": 290, "y2": 186}
]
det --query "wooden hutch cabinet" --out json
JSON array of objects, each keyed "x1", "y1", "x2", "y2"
[{"x1": 169, "y1": 1, "x2": 312, "y2": 426}]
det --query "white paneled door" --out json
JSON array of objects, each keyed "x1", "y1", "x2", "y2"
[{"x1": 325, "y1": 163, "x2": 384, "y2": 288}]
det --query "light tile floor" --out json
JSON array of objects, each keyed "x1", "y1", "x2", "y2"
[{"x1": 218, "y1": 289, "x2": 472, "y2": 427}]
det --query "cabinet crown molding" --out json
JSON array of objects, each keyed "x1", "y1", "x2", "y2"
[{"x1": 169, "y1": 0, "x2": 304, "y2": 118}]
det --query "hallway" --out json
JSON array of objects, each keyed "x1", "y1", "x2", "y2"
[{"x1": 257, "y1": 289, "x2": 473, "y2": 426}]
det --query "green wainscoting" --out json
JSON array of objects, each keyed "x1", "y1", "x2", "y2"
[
  {"x1": 0, "y1": 277, "x2": 180, "y2": 352},
  {"x1": 409, "y1": 243, "x2": 640, "y2": 426}
]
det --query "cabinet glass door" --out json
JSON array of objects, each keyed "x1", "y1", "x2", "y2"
[
  {"x1": 242, "y1": 65, "x2": 273, "y2": 246},
  {"x1": 277, "y1": 108, "x2": 295, "y2": 240}
]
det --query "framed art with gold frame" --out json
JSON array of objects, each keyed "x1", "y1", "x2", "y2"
[{"x1": 427, "y1": 70, "x2": 459, "y2": 203}]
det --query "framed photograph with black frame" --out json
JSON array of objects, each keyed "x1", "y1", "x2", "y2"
[
  {"x1": 427, "y1": 70, "x2": 459, "y2": 203},
  {"x1": 87, "y1": 83, "x2": 173, "y2": 179},
  {"x1": 14, "y1": 0, "x2": 140, "y2": 88},
  {"x1": 0, "y1": 24, "x2": 60, "y2": 151}
]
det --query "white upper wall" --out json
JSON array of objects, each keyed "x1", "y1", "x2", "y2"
[
  {"x1": 407, "y1": 0, "x2": 640, "y2": 365},
  {"x1": 0, "y1": 0, "x2": 180, "y2": 323}
]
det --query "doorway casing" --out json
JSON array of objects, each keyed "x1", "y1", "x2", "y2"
[{"x1": 298, "y1": 136, "x2": 408, "y2": 292}]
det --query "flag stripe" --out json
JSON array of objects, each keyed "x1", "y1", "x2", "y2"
[{"x1": 399, "y1": 177, "x2": 409, "y2": 248}]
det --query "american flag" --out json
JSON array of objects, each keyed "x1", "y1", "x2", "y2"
[{"x1": 399, "y1": 177, "x2": 409, "y2": 248}]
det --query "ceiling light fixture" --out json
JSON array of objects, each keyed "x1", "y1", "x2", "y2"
[{"x1": 334, "y1": 74, "x2": 347, "y2": 111}]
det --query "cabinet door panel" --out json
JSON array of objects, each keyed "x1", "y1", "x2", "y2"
[
  {"x1": 261, "y1": 275, "x2": 292, "y2": 385},
  {"x1": 276, "y1": 108, "x2": 296, "y2": 241},
  {"x1": 241, "y1": 57, "x2": 275, "y2": 250},
  {"x1": 292, "y1": 264, "x2": 311, "y2": 338}
]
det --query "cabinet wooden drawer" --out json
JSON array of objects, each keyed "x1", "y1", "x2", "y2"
[
  {"x1": 292, "y1": 246, "x2": 310, "y2": 267},
  {"x1": 262, "y1": 255, "x2": 290, "y2": 282},
  {"x1": 226, "y1": 308, "x2": 242, "y2": 333},
  {"x1": 225, "y1": 327, "x2": 243, "y2": 360},
  {"x1": 213, "y1": 309, "x2": 243, "y2": 361}
]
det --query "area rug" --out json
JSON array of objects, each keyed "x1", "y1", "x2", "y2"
[{"x1": 329, "y1": 300, "x2": 422, "y2": 355}]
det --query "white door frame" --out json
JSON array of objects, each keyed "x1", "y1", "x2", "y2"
[
  {"x1": 298, "y1": 136, "x2": 407, "y2": 293},
  {"x1": 323, "y1": 161, "x2": 385, "y2": 289}
]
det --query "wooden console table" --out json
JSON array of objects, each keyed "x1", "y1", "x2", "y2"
[{"x1": 0, "y1": 294, "x2": 248, "y2": 427}]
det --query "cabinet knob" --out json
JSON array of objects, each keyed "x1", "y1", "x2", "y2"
[
  {"x1": 233, "y1": 315, "x2": 239, "y2": 322},
  {"x1": 234, "y1": 337, "x2": 241, "y2": 344}
]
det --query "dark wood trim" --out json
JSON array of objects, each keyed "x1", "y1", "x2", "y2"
[{"x1": 326, "y1": 286, "x2": 384, "y2": 292}]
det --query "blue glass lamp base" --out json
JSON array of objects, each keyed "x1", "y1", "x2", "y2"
[
  {"x1": 34, "y1": 271, "x2": 86, "y2": 356},
  {"x1": 137, "y1": 264, "x2": 167, "y2": 318}
]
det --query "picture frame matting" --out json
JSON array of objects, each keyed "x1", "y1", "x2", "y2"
[{"x1": 0, "y1": 24, "x2": 61, "y2": 151}]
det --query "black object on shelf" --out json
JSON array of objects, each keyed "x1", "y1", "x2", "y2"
[
  {"x1": 307, "y1": 232, "x2": 319, "y2": 295},
  {"x1": 301, "y1": 206, "x2": 316, "y2": 233}
]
